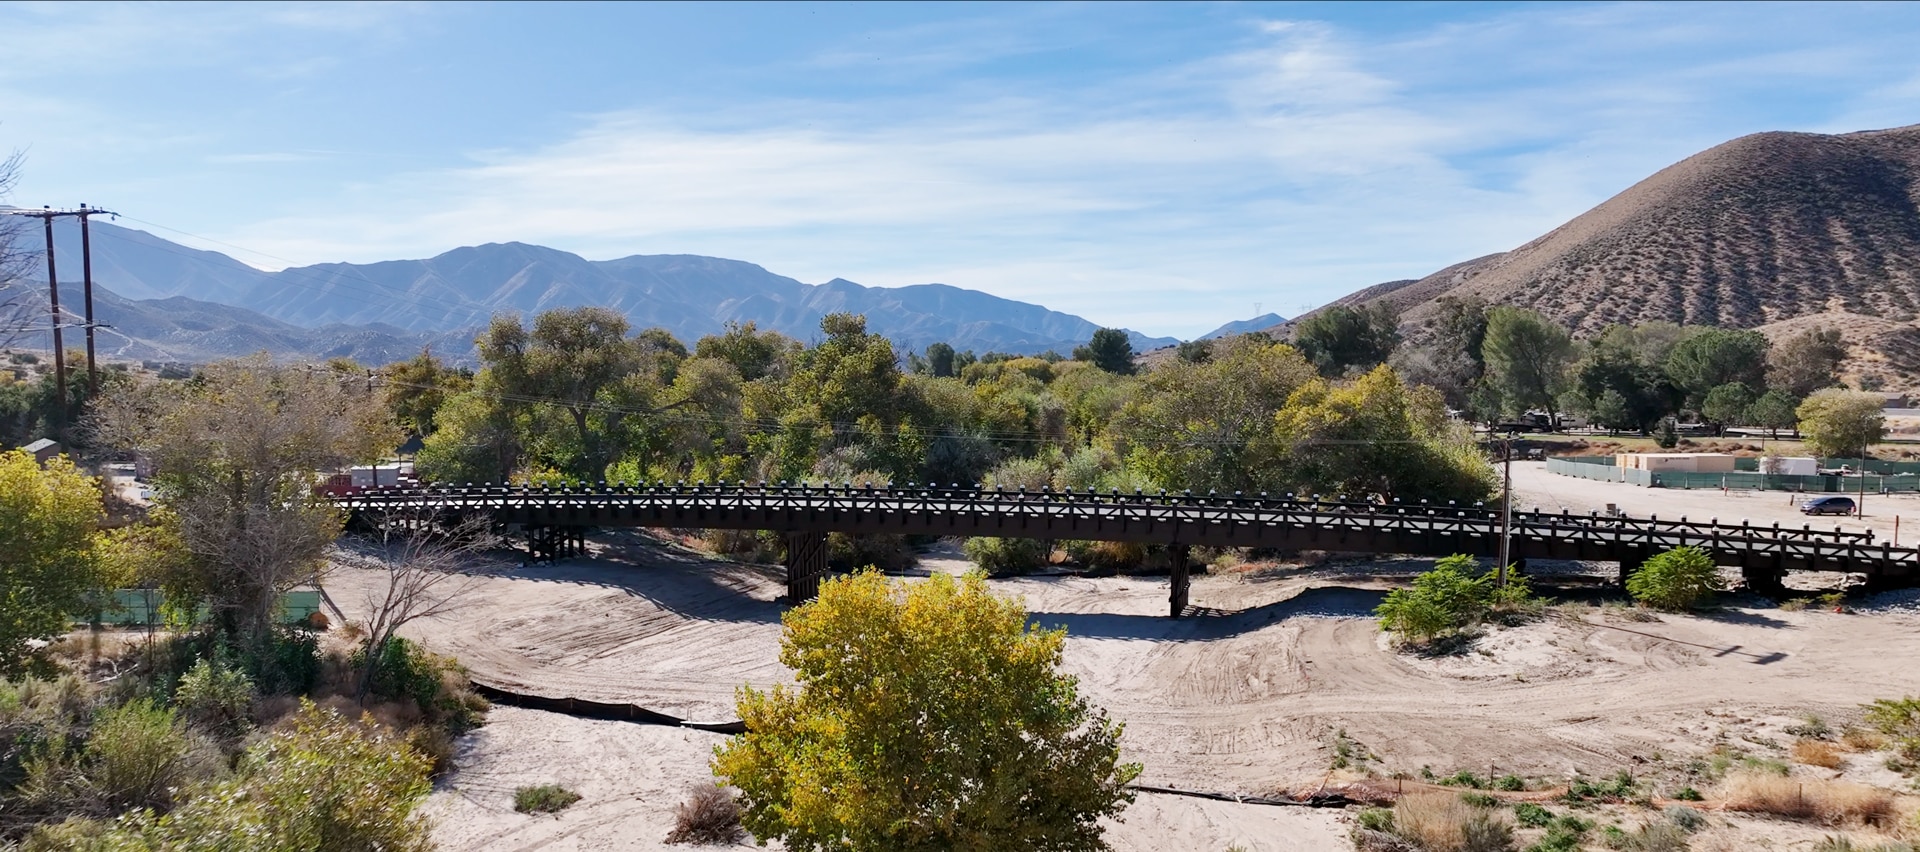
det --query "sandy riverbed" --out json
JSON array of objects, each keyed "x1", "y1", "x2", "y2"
[{"x1": 320, "y1": 503, "x2": 1920, "y2": 850}]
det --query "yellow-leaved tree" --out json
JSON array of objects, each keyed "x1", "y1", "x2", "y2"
[
  {"x1": 0, "y1": 450, "x2": 104, "y2": 674},
  {"x1": 713, "y1": 570, "x2": 1139, "y2": 851}
]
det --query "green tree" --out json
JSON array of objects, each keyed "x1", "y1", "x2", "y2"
[
  {"x1": 1591, "y1": 389, "x2": 1634, "y2": 435},
  {"x1": 1292, "y1": 303, "x2": 1401, "y2": 378},
  {"x1": 695, "y1": 321, "x2": 800, "y2": 383},
  {"x1": 480, "y1": 307, "x2": 684, "y2": 480},
  {"x1": 1796, "y1": 388, "x2": 1886, "y2": 459},
  {"x1": 1072, "y1": 328, "x2": 1137, "y2": 376},
  {"x1": 1700, "y1": 382, "x2": 1756, "y2": 435},
  {"x1": 1745, "y1": 389, "x2": 1800, "y2": 439},
  {"x1": 1111, "y1": 336, "x2": 1316, "y2": 493},
  {"x1": 713, "y1": 571, "x2": 1139, "y2": 851},
  {"x1": 1481, "y1": 307, "x2": 1574, "y2": 421},
  {"x1": 924, "y1": 341, "x2": 958, "y2": 378},
  {"x1": 1626, "y1": 547, "x2": 1725, "y2": 610},
  {"x1": 0, "y1": 450, "x2": 104, "y2": 674},
  {"x1": 1270, "y1": 365, "x2": 1496, "y2": 504},
  {"x1": 1174, "y1": 339, "x2": 1213, "y2": 364},
  {"x1": 1662, "y1": 328, "x2": 1768, "y2": 407},
  {"x1": 93, "y1": 357, "x2": 395, "y2": 642},
  {"x1": 1655, "y1": 418, "x2": 1679, "y2": 449},
  {"x1": 381, "y1": 350, "x2": 471, "y2": 439},
  {"x1": 414, "y1": 389, "x2": 526, "y2": 484},
  {"x1": 1766, "y1": 327, "x2": 1847, "y2": 399}
]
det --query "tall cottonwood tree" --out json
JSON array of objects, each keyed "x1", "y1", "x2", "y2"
[
  {"x1": 478, "y1": 307, "x2": 687, "y2": 481},
  {"x1": 93, "y1": 356, "x2": 395, "y2": 640}
]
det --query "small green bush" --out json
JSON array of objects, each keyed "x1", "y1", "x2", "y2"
[
  {"x1": 1494, "y1": 774, "x2": 1526, "y2": 792},
  {"x1": 514, "y1": 783, "x2": 582, "y2": 814},
  {"x1": 1663, "y1": 804, "x2": 1705, "y2": 832},
  {"x1": 1671, "y1": 786, "x2": 1703, "y2": 801},
  {"x1": 1568, "y1": 771, "x2": 1637, "y2": 801},
  {"x1": 353, "y1": 637, "x2": 487, "y2": 734},
  {"x1": 1461, "y1": 791, "x2": 1500, "y2": 808},
  {"x1": 1529, "y1": 815, "x2": 1593, "y2": 852},
  {"x1": 1356, "y1": 806, "x2": 1396, "y2": 832},
  {"x1": 961, "y1": 536, "x2": 1050, "y2": 576},
  {"x1": 1626, "y1": 547, "x2": 1725, "y2": 610},
  {"x1": 17, "y1": 698, "x2": 216, "y2": 815},
  {"x1": 1513, "y1": 802, "x2": 1553, "y2": 827},
  {"x1": 133, "y1": 700, "x2": 435, "y2": 848},
  {"x1": 1376, "y1": 555, "x2": 1492, "y2": 643},
  {"x1": 1439, "y1": 769, "x2": 1489, "y2": 789},
  {"x1": 172, "y1": 657, "x2": 255, "y2": 739},
  {"x1": 1864, "y1": 696, "x2": 1920, "y2": 737}
]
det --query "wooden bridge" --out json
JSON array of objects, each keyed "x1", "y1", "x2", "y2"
[{"x1": 334, "y1": 483, "x2": 1920, "y2": 616}]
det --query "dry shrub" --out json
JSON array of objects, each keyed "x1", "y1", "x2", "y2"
[
  {"x1": 665, "y1": 784, "x2": 746, "y2": 845},
  {"x1": 1722, "y1": 771, "x2": 1895, "y2": 826},
  {"x1": 1391, "y1": 791, "x2": 1512, "y2": 852},
  {"x1": 1084, "y1": 540, "x2": 1146, "y2": 572},
  {"x1": 408, "y1": 725, "x2": 456, "y2": 777},
  {"x1": 1350, "y1": 829, "x2": 1420, "y2": 852},
  {"x1": 1797, "y1": 739, "x2": 1848, "y2": 769},
  {"x1": 1844, "y1": 728, "x2": 1891, "y2": 752}
]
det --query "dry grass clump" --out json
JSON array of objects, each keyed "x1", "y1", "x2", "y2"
[
  {"x1": 1390, "y1": 791, "x2": 1512, "y2": 852},
  {"x1": 1796, "y1": 738, "x2": 1848, "y2": 769},
  {"x1": 664, "y1": 784, "x2": 746, "y2": 845},
  {"x1": 1844, "y1": 728, "x2": 1891, "y2": 752},
  {"x1": 1721, "y1": 771, "x2": 1895, "y2": 826}
]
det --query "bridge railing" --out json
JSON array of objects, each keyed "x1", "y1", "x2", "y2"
[{"x1": 334, "y1": 481, "x2": 1882, "y2": 548}]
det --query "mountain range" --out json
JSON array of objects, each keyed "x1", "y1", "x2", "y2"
[
  {"x1": 5, "y1": 222, "x2": 1183, "y2": 364},
  {"x1": 1263, "y1": 123, "x2": 1920, "y2": 389}
]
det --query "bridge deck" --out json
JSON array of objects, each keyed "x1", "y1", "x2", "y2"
[{"x1": 336, "y1": 483, "x2": 1919, "y2": 590}]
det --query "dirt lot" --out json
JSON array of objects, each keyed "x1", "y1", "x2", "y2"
[
  {"x1": 322, "y1": 505, "x2": 1920, "y2": 850},
  {"x1": 1512, "y1": 459, "x2": 1920, "y2": 539}
]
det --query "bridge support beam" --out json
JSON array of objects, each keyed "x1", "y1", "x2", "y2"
[
  {"x1": 1169, "y1": 543, "x2": 1191, "y2": 618},
  {"x1": 1741, "y1": 565, "x2": 1787, "y2": 597},
  {"x1": 784, "y1": 532, "x2": 828, "y2": 604},
  {"x1": 525, "y1": 525, "x2": 587, "y2": 562},
  {"x1": 1618, "y1": 547, "x2": 1652, "y2": 588}
]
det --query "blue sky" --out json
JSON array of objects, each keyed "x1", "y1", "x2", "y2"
[{"x1": 3, "y1": 1, "x2": 1919, "y2": 338}]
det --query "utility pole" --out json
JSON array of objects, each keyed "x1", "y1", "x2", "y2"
[
  {"x1": 79, "y1": 205, "x2": 103, "y2": 394},
  {"x1": 39, "y1": 212, "x2": 64, "y2": 417},
  {"x1": 1498, "y1": 438, "x2": 1513, "y2": 586},
  {"x1": 1, "y1": 206, "x2": 118, "y2": 413}
]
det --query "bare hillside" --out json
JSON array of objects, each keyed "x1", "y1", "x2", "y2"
[{"x1": 1392, "y1": 124, "x2": 1920, "y2": 333}]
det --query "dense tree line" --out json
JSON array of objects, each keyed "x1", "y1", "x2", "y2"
[
  {"x1": 392, "y1": 310, "x2": 1494, "y2": 506},
  {"x1": 1384, "y1": 297, "x2": 1854, "y2": 440}
]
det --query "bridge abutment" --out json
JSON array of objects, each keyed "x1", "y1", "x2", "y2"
[{"x1": 784, "y1": 531, "x2": 828, "y2": 604}]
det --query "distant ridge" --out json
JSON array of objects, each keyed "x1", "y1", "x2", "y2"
[
  {"x1": 1198, "y1": 312, "x2": 1287, "y2": 340},
  {"x1": 17, "y1": 222, "x2": 1178, "y2": 362}
]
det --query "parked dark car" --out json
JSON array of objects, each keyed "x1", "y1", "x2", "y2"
[{"x1": 1801, "y1": 496, "x2": 1857, "y2": 516}]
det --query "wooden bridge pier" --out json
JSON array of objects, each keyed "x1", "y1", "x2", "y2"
[
  {"x1": 784, "y1": 531, "x2": 829, "y2": 604},
  {"x1": 1169, "y1": 543, "x2": 1192, "y2": 617},
  {"x1": 525, "y1": 525, "x2": 587, "y2": 562}
]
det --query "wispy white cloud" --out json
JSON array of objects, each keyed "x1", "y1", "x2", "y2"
[{"x1": 73, "y1": 2, "x2": 1920, "y2": 337}]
